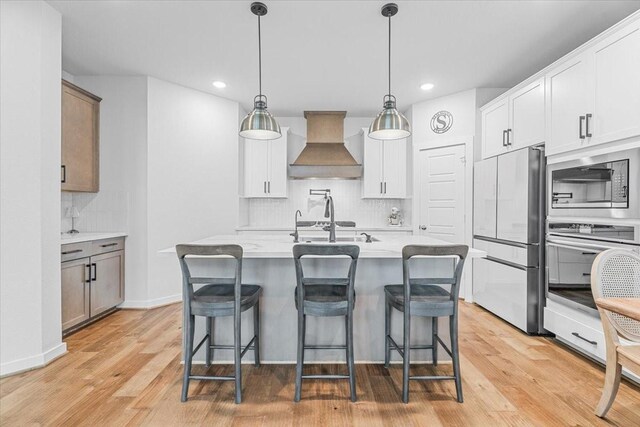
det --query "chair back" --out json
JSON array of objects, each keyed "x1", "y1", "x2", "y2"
[
  {"x1": 591, "y1": 248, "x2": 640, "y2": 342},
  {"x1": 176, "y1": 244, "x2": 243, "y2": 311},
  {"x1": 402, "y1": 245, "x2": 469, "y2": 307},
  {"x1": 292, "y1": 244, "x2": 360, "y2": 309}
]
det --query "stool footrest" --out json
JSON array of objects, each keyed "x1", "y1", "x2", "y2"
[
  {"x1": 189, "y1": 375, "x2": 235, "y2": 381},
  {"x1": 304, "y1": 345, "x2": 347, "y2": 350},
  {"x1": 410, "y1": 375, "x2": 456, "y2": 381},
  {"x1": 302, "y1": 374, "x2": 350, "y2": 380}
]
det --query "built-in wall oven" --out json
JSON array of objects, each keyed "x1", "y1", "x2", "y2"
[
  {"x1": 548, "y1": 147, "x2": 639, "y2": 219},
  {"x1": 546, "y1": 220, "x2": 640, "y2": 314}
]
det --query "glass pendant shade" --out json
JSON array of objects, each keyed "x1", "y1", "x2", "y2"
[
  {"x1": 239, "y1": 96, "x2": 281, "y2": 140},
  {"x1": 369, "y1": 95, "x2": 411, "y2": 140}
]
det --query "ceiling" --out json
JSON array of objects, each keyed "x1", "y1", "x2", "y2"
[{"x1": 49, "y1": 0, "x2": 640, "y2": 116}]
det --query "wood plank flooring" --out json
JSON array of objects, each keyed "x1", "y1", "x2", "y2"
[{"x1": 1, "y1": 302, "x2": 639, "y2": 426}]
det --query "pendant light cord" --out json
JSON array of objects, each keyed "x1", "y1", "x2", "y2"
[
  {"x1": 388, "y1": 14, "x2": 391, "y2": 97},
  {"x1": 258, "y1": 14, "x2": 262, "y2": 97}
]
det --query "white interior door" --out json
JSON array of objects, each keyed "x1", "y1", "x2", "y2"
[{"x1": 418, "y1": 144, "x2": 466, "y2": 243}]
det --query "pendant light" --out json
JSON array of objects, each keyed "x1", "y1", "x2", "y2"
[
  {"x1": 239, "y1": 2, "x2": 281, "y2": 140},
  {"x1": 368, "y1": 3, "x2": 411, "y2": 140}
]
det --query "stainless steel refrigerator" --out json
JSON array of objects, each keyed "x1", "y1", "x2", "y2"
[{"x1": 473, "y1": 145, "x2": 546, "y2": 334}]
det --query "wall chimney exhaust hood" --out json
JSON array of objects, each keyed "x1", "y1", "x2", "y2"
[{"x1": 288, "y1": 111, "x2": 362, "y2": 179}]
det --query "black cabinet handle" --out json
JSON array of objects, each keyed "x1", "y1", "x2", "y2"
[
  {"x1": 581, "y1": 252, "x2": 597, "y2": 255},
  {"x1": 582, "y1": 273, "x2": 591, "y2": 276},
  {"x1": 101, "y1": 243, "x2": 118, "y2": 248},
  {"x1": 91, "y1": 263, "x2": 97, "y2": 281},
  {"x1": 502, "y1": 130, "x2": 507, "y2": 147},
  {"x1": 585, "y1": 113, "x2": 593, "y2": 138},
  {"x1": 85, "y1": 264, "x2": 91, "y2": 283},
  {"x1": 384, "y1": 182, "x2": 387, "y2": 194},
  {"x1": 380, "y1": 182, "x2": 383, "y2": 194},
  {"x1": 268, "y1": 181, "x2": 271, "y2": 193},
  {"x1": 572, "y1": 332, "x2": 597, "y2": 346},
  {"x1": 61, "y1": 165, "x2": 66, "y2": 183},
  {"x1": 61, "y1": 249, "x2": 83, "y2": 255},
  {"x1": 579, "y1": 116, "x2": 586, "y2": 139}
]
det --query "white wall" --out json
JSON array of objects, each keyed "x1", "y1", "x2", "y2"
[
  {"x1": 146, "y1": 77, "x2": 241, "y2": 303},
  {"x1": 0, "y1": 0, "x2": 65, "y2": 376}
]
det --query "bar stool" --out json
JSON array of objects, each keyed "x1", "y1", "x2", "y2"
[
  {"x1": 384, "y1": 244, "x2": 469, "y2": 403},
  {"x1": 176, "y1": 244, "x2": 261, "y2": 404},
  {"x1": 293, "y1": 244, "x2": 360, "y2": 402}
]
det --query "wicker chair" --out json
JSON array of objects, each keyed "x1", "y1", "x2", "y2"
[{"x1": 590, "y1": 248, "x2": 640, "y2": 418}]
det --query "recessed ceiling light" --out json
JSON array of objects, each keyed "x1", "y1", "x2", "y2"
[
  {"x1": 420, "y1": 83, "x2": 434, "y2": 91},
  {"x1": 212, "y1": 81, "x2": 227, "y2": 89}
]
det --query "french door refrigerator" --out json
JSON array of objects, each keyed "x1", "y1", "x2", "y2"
[{"x1": 473, "y1": 145, "x2": 546, "y2": 334}]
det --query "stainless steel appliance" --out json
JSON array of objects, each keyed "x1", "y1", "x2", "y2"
[
  {"x1": 473, "y1": 145, "x2": 546, "y2": 334},
  {"x1": 548, "y1": 147, "x2": 639, "y2": 219},
  {"x1": 546, "y1": 219, "x2": 640, "y2": 314}
]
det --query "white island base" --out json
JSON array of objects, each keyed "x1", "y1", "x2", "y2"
[{"x1": 161, "y1": 235, "x2": 485, "y2": 364}]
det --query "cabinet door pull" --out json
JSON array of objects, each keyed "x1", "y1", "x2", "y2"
[
  {"x1": 91, "y1": 263, "x2": 97, "y2": 281},
  {"x1": 62, "y1": 249, "x2": 83, "y2": 255},
  {"x1": 101, "y1": 243, "x2": 118, "y2": 248},
  {"x1": 384, "y1": 182, "x2": 387, "y2": 194},
  {"x1": 507, "y1": 129, "x2": 512, "y2": 146},
  {"x1": 85, "y1": 264, "x2": 92, "y2": 283},
  {"x1": 263, "y1": 181, "x2": 267, "y2": 194},
  {"x1": 585, "y1": 113, "x2": 592, "y2": 138},
  {"x1": 380, "y1": 182, "x2": 383, "y2": 194},
  {"x1": 579, "y1": 116, "x2": 586, "y2": 139},
  {"x1": 572, "y1": 332, "x2": 597, "y2": 346},
  {"x1": 61, "y1": 165, "x2": 66, "y2": 183},
  {"x1": 502, "y1": 130, "x2": 507, "y2": 147},
  {"x1": 268, "y1": 181, "x2": 271, "y2": 193}
]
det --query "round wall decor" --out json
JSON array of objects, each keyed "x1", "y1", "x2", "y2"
[{"x1": 430, "y1": 110, "x2": 453, "y2": 134}]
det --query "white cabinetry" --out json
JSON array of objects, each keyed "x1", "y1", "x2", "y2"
[
  {"x1": 481, "y1": 78, "x2": 545, "y2": 159},
  {"x1": 362, "y1": 128, "x2": 407, "y2": 198},
  {"x1": 242, "y1": 128, "x2": 288, "y2": 198},
  {"x1": 546, "y1": 20, "x2": 640, "y2": 155}
]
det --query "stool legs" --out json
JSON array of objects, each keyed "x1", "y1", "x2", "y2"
[
  {"x1": 384, "y1": 300, "x2": 391, "y2": 368},
  {"x1": 234, "y1": 311, "x2": 242, "y2": 404},
  {"x1": 402, "y1": 310, "x2": 411, "y2": 404},
  {"x1": 181, "y1": 314, "x2": 195, "y2": 402},
  {"x1": 432, "y1": 317, "x2": 438, "y2": 367},
  {"x1": 254, "y1": 302, "x2": 261, "y2": 367},
  {"x1": 205, "y1": 317, "x2": 213, "y2": 366},
  {"x1": 346, "y1": 313, "x2": 356, "y2": 402},
  {"x1": 450, "y1": 314, "x2": 463, "y2": 403},
  {"x1": 294, "y1": 312, "x2": 306, "y2": 402}
]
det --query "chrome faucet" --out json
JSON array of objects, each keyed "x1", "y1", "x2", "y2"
[
  {"x1": 290, "y1": 209, "x2": 302, "y2": 243},
  {"x1": 310, "y1": 189, "x2": 336, "y2": 243}
]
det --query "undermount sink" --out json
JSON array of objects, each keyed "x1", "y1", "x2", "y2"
[{"x1": 299, "y1": 236, "x2": 379, "y2": 243}]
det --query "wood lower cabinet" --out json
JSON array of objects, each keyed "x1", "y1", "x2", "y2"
[
  {"x1": 61, "y1": 238, "x2": 124, "y2": 334},
  {"x1": 62, "y1": 80, "x2": 101, "y2": 192}
]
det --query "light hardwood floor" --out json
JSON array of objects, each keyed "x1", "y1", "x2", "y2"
[{"x1": 1, "y1": 302, "x2": 638, "y2": 426}]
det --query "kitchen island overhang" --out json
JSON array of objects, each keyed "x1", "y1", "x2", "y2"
[{"x1": 160, "y1": 234, "x2": 486, "y2": 363}]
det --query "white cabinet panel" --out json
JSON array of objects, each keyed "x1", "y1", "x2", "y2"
[
  {"x1": 362, "y1": 133, "x2": 383, "y2": 198},
  {"x1": 268, "y1": 133, "x2": 288, "y2": 197},
  {"x1": 510, "y1": 78, "x2": 545, "y2": 150},
  {"x1": 482, "y1": 100, "x2": 509, "y2": 158},
  {"x1": 362, "y1": 129, "x2": 407, "y2": 198},
  {"x1": 545, "y1": 54, "x2": 592, "y2": 156},
  {"x1": 242, "y1": 128, "x2": 288, "y2": 198},
  {"x1": 591, "y1": 22, "x2": 640, "y2": 146},
  {"x1": 473, "y1": 256, "x2": 529, "y2": 332},
  {"x1": 496, "y1": 149, "x2": 529, "y2": 243},
  {"x1": 473, "y1": 157, "x2": 497, "y2": 239}
]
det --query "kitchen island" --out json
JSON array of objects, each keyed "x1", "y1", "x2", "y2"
[{"x1": 160, "y1": 234, "x2": 485, "y2": 363}]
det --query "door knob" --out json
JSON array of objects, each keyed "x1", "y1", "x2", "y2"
[{"x1": 420, "y1": 225, "x2": 427, "y2": 230}]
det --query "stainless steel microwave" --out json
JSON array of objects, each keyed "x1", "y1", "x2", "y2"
[{"x1": 548, "y1": 147, "x2": 640, "y2": 219}]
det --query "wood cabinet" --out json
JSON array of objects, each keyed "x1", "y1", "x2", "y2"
[
  {"x1": 242, "y1": 127, "x2": 288, "y2": 198},
  {"x1": 362, "y1": 128, "x2": 407, "y2": 198},
  {"x1": 481, "y1": 79, "x2": 544, "y2": 159},
  {"x1": 61, "y1": 80, "x2": 101, "y2": 192},
  {"x1": 546, "y1": 19, "x2": 640, "y2": 156},
  {"x1": 61, "y1": 237, "x2": 124, "y2": 334}
]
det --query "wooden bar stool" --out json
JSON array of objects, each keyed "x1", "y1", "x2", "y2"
[
  {"x1": 384, "y1": 244, "x2": 468, "y2": 403},
  {"x1": 292, "y1": 244, "x2": 360, "y2": 402},
  {"x1": 176, "y1": 244, "x2": 261, "y2": 404}
]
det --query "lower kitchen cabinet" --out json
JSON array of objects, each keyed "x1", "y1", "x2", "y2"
[{"x1": 61, "y1": 237, "x2": 125, "y2": 334}]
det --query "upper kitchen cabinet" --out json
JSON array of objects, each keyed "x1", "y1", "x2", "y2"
[
  {"x1": 242, "y1": 127, "x2": 288, "y2": 198},
  {"x1": 61, "y1": 80, "x2": 101, "y2": 192},
  {"x1": 481, "y1": 78, "x2": 545, "y2": 159},
  {"x1": 546, "y1": 19, "x2": 640, "y2": 156},
  {"x1": 362, "y1": 129, "x2": 408, "y2": 198}
]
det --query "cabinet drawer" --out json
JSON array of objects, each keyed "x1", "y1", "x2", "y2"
[
  {"x1": 91, "y1": 238, "x2": 125, "y2": 255},
  {"x1": 544, "y1": 306, "x2": 605, "y2": 360},
  {"x1": 61, "y1": 242, "x2": 92, "y2": 262}
]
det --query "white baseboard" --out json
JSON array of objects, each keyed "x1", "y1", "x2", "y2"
[
  {"x1": 119, "y1": 294, "x2": 182, "y2": 309},
  {"x1": 0, "y1": 342, "x2": 67, "y2": 378}
]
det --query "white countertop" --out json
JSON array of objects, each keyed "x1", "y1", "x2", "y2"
[
  {"x1": 236, "y1": 225, "x2": 413, "y2": 232},
  {"x1": 160, "y1": 234, "x2": 485, "y2": 259},
  {"x1": 61, "y1": 232, "x2": 127, "y2": 245}
]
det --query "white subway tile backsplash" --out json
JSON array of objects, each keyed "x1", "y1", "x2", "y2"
[
  {"x1": 245, "y1": 180, "x2": 411, "y2": 228},
  {"x1": 60, "y1": 191, "x2": 129, "y2": 234}
]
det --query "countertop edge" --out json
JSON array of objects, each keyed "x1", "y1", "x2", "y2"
[{"x1": 61, "y1": 232, "x2": 128, "y2": 245}]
